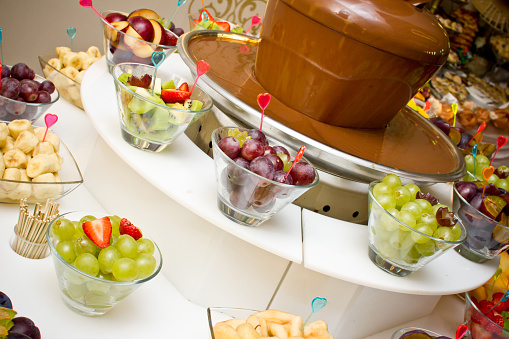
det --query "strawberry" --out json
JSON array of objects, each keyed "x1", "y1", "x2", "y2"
[
  {"x1": 485, "y1": 315, "x2": 505, "y2": 337},
  {"x1": 119, "y1": 218, "x2": 142, "y2": 240},
  {"x1": 178, "y1": 82, "x2": 189, "y2": 92},
  {"x1": 82, "y1": 217, "x2": 112, "y2": 249},
  {"x1": 160, "y1": 89, "x2": 191, "y2": 104},
  {"x1": 215, "y1": 21, "x2": 230, "y2": 31},
  {"x1": 492, "y1": 293, "x2": 508, "y2": 313},
  {"x1": 472, "y1": 322, "x2": 493, "y2": 339}
]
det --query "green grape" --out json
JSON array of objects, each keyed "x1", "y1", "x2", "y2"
[
  {"x1": 116, "y1": 235, "x2": 138, "y2": 259},
  {"x1": 74, "y1": 236, "x2": 99, "y2": 256},
  {"x1": 108, "y1": 215, "x2": 121, "y2": 237},
  {"x1": 52, "y1": 218, "x2": 76, "y2": 241},
  {"x1": 397, "y1": 210, "x2": 416, "y2": 231},
  {"x1": 137, "y1": 238, "x2": 155, "y2": 255},
  {"x1": 98, "y1": 246, "x2": 121, "y2": 274},
  {"x1": 488, "y1": 174, "x2": 500, "y2": 185},
  {"x1": 375, "y1": 193, "x2": 396, "y2": 210},
  {"x1": 373, "y1": 182, "x2": 393, "y2": 199},
  {"x1": 433, "y1": 226, "x2": 455, "y2": 241},
  {"x1": 420, "y1": 212, "x2": 439, "y2": 232},
  {"x1": 394, "y1": 186, "x2": 412, "y2": 209},
  {"x1": 72, "y1": 226, "x2": 86, "y2": 241},
  {"x1": 98, "y1": 273, "x2": 115, "y2": 281},
  {"x1": 56, "y1": 240, "x2": 77, "y2": 263},
  {"x1": 110, "y1": 235, "x2": 119, "y2": 247},
  {"x1": 414, "y1": 199, "x2": 433, "y2": 214},
  {"x1": 86, "y1": 281, "x2": 111, "y2": 296},
  {"x1": 376, "y1": 242, "x2": 399, "y2": 259},
  {"x1": 79, "y1": 215, "x2": 97, "y2": 224},
  {"x1": 389, "y1": 230, "x2": 414, "y2": 250},
  {"x1": 475, "y1": 165, "x2": 488, "y2": 181},
  {"x1": 404, "y1": 184, "x2": 421, "y2": 201},
  {"x1": 135, "y1": 253, "x2": 157, "y2": 279},
  {"x1": 410, "y1": 223, "x2": 433, "y2": 244},
  {"x1": 475, "y1": 154, "x2": 490, "y2": 167},
  {"x1": 496, "y1": 179, "x2": 509, "y2": 192},
  {"x1": 400, "y1": 201, "x2": 423, "y2": 219},
  {"x1": 431, "y1": 204, "x2": 448, "y2": 216},
  {"x1": 112, "y1": 258, "x2": 138, "y2": 282},
  {"x1": 372, "y1": 224, "x2": 392, "y2": 242},
  {"x1": 464, "y1": 154, "x2": 475, "y2": 174},
  {"x1": 451, "y1": 223, "x2": 462, "y2": 240},
  {"x1": 66, "y1": 282, "x2": 88, "y2": 300},
  {"x1": 381, "y1": 209, "x2": 400, "y2": 232},
  {"x1": 402, "y1": 246, "x2": 423, "y2": 264},
  {"x1": 382, "y1": 174, "x2": 402, "y2": 189},
  {"x1": 415, "y1": 241, "x2": 435, "y2": 256},
  {"x1": 75, "y1": 253, "x2": 100, "y2": 277}
]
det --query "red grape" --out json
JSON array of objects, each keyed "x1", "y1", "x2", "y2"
[
  {"x1": 455, "y1": 181, "x2": 478, "y2": 202},
  {"x1": 248, "y1": 129, "x2": 268, "y2": 146},
  {"x1": 230, "y1": 187, "x2": 250, "y2": 209},
  {"x1": 241, "y1": 139, "x2": 264, "y2": 161},
  {"x1": 19, "y1": 82, "x2": 39, "y2": 102},
  {"x1": 9, "y1": 317, "x2": 40, "y2": 339},
  {"x1": 265, "y1": 154, "x2": 284, "y2": 171},
  {"x1": 218, "y1": 136, "x2": 240, "y2": 159},
  {"x1": 250, "y1": 186, "x2": 276, "y2": 208},
  {"x1": 6, "y1": 100, "x2": 25, "y2": 115},
  {"x1": 273, "y1": 145, "x2": 290, "y2": 158},
  {"x1": 10, "y1": 63, "x2": 31, "y2": 80},
  {"x1": 39, "y1": 80, "x2": 55, "y2": 94},
  {"x1": 273, "y1": 170, "x2": 293, "y2": 185},
  {"x1": 249, "y1": 156, "x2": 275, "y2": 181},
  {"x1": 1, "y1": 78, "x2": 21, "y2": 99},
  {"x1": 128, "y1": 74, "x2": 152, "y2": 89},
  {"x1": 174, "y1": 27, "x2": 184, "y2": 36},
  {"x1": 35, "y1": 91, "x2": 51, "y2": 104},
  {"x1": 478, "y1": 184, "x2": 499, "y2": 196},
  {"x1": 1, "y1": 65, "x2": 10, "y2": 79},
  {"x1": 289, "y1": 162, "x2": 316, "y2": 186},
  {"x1": 263, "y1": 145, "x2": 276, "y2": 156}
]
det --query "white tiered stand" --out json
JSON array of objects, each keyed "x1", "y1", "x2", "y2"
[{"x1": 0, "y1": 54, "x2": 498, "y2": 338}]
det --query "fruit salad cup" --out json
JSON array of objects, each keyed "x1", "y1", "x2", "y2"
[
  {"x1": 46, "y1": 211, "x2": 162, "y2": 316},
  {"x1": 368, "y1": 179, "x2": 467, "y2": 277},
  {"x1": 188, "y1": 12, "x2": 244, "y2": 33},
  {"x1": 212, "y1": 127, "x2": 319, "y2": 226},
  {"x1": 100, "y1": 10, "x2": 179, "y2": 73},
  {"x1": 453, "y1": 183, "x2": 509, "y2": 263},
  {"x1": 113, "y1": 62, "x2": 213, "y2": 152}
]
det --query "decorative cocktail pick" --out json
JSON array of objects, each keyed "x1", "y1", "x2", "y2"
[
  {"x1": 302, "y1": 297, "x2": 327, "y2": 330},
  {"x1": 424, "y1": 100, "x2": 431, "y2": 111},
  {"x1": 490, "y1": 268, "x2": 503, "y2": 294},
  {"x1": 452, "y1": 102, "x2": 458, "y2": 127},
  {"x1": 150, "y1": 51, "x2": 166, "y2": 93},
  {"x1": 257, "y1": 93, "x2": 271, "y2": 131},
  {"x1": 67, "y1": 27, "x2": 77, "y2": 52},
  {"x1": 79, "y1": 0, "x2": 108, "y2": 22},
  {"x1": 239, "y1": 45, "x2": 250, "y2": 53},
  {"x1": 490, "y1": 136, "x2": 508, "y2": 167},
  {"x1": 245, "y1": 15, "x2": 262, "y2": 34},
  {"x1": 0, "y1": 27, "x2": 3, "y2": 65},
  {"x1": 486, "y1": 290, "x2": 509, "y2": 315},
  {"x1": 42, "y1": 114, "x2": 58, "y2": 142},
  {"x1": 456, "y1": 324, "x2": 467, "y2": 339},
  {"x1": 285, "y1": 146, "x2": 306, "y2": 181},
  {"x1": 472, "y1": 143, "x2": 478, "y2": 179},
  {"x1": 190, "y1": 60, "x2": 209, "y2": 95},
  {"x1": 482, "y1": 166, "x2": 495, "y2": 198},
  {"x1": 468, "y1": 121, "x2": 487, "y2": 146},
  {"x1": 168, "y1": 0, "x2": 187, "y2": 26}
]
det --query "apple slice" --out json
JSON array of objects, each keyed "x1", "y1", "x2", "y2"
[
  {"x1": 124, "y1": 26, "x2": 155, "y2": 58},
  {"x1": 127, "y1": 16, "x2": 155, "y2": 43},
  {"x1": 128, "y1": 9, "x2": 159, "y2": 20},
  {"x1": 149, "y1": 19, "x2": 165, "y2": 45}
]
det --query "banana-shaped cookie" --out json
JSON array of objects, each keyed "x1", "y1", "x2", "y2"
[
  {"x1": 34, "y1": 127, "x2": 60, "y2": 152},
  {"x1": 86, "y1": 46, "x2": 101, "y2": 58},
  {"x1": 8, "y1": 119, "x2": 34, "y2": 140},
  {"x1": 26, "y1": 153, "x2": 61, "y2": 178},
  {"x1": 0, "y1": 123, "x2": 9, "y2": 148},
  {"x1": 7, "y1": 169, "x2": 31, "y2": 200},
  {"x1": 56, "y1": 46, "x2": 72, "y2": 61},
  {"x1": 14, "y1": 131, "x2": 39, "y2": 154},
  {"x1": 3, "y1": 148, "x2": 28, "y2": 168}
]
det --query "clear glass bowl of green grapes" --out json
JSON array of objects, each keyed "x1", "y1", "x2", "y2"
[
  {"x1": 368, "y1": 174, "x2": 467, "y2": 277},
  {"x1": 46, "y1": 211, "x2": 162, "y2": 316}
]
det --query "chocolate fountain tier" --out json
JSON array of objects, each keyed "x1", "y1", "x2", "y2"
[{"x1": 177, "y1": 31, "x2": 465, "y2": 185}]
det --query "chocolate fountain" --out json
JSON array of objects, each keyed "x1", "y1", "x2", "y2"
[{"x1": 177, "y1": 0, "x2": 465, "y2": 223}]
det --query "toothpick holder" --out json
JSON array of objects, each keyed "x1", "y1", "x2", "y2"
[{"x1": 10, "y1": 224, "x2": 50, "y2": 259}]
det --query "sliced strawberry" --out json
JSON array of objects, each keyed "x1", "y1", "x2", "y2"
[
  {"x1": 82, "y1": 217, "x2": 112, "y2": 249},
  {"x1": 178, "y1": 82, "x2": 189, "y2": 92},
  {"x1": 160, "y1": 89, "x2": 191, "y2": 104},
  {"x1": 215, "y1": 21, "x2": 230, "y2": 31},
  {"x1": 119, "y1": 218, "x2": 143, "y2": 240}
]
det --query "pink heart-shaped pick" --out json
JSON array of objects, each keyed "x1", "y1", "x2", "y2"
[
  {"x1": 45, "y1": 113, "x2": 58, "y2": 128},
  {"x1": 79, "y1": 0, "x2": 92, "y2": 8},
  {"x1": 196, "y1": 60, "x2": 210, "y2": 77},
  {"x1": 257, "y1": 93, "x2": 271, "y2": 111},
  {"x1": 483, "y1": 166, "x2": 495, "y2": 181},
  {"x1": 497, "y1": 136, "x2": 507, "y2": 148},
  {"x1": 456, "y1": 324, "x2": 467, "y2": 339},
  {"x1": 251, "y1": 15, "x2": 261, "y2": 26},
  {"x1": 239, "y1": 45, "x2": 250, "y2": 53}
]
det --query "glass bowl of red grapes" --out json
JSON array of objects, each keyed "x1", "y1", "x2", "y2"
[
  {"x1": 212, "y1": 127, "x2": 319, "y2": 226},
  {"x1": 391, "y1": 327, "x2": 452, "y2": 339},
  {"x1": 453, "y1": 181, "x2": 509, "y2": 263},
  {"x1": 0, "y1": 63, "x2": 59, "y2": 123}
]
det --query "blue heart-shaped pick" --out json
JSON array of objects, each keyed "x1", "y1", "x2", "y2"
[
  {"x1": 201, "y1": 11, "x2": 209, "y2": 22},
  {"x1": 311, "y1": 297, "x2": 327, "y2": 313},
  {"x1": 0, "y1": 28, "x2": 3, "y2": 42},
  {"x1": 177, "y1": 0, "x2": 187, "y2": 6},
  {"x1": 67, "y1": 27, "x2": 77, "y2": 39},
  {"x1": 151, "y1": 51, "x2": 166, "y2": 68}
]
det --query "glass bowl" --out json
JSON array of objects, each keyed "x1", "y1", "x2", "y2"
[
  {"x1": 188, "y1": 13, "x2": 244, "y2": 33},
  {"x1": 212, "y1": 127, "x2": 319, "y2": 227},
  {"x1": 368, "y1": 181, "x2": 467, "y2": 277},
  {"x1": 39, "y1": 53, "x2": 85, "y2": 109},
  {"x1": 112, "y1": 62, "x2": 213, "y2": 152},
  {"x1": 391, "y1": 327, "x2": 451, "y2": 338},
  {"x1": 46, "y1": 211, "x2": 163, "y2": 316},
  {"x1": 465, "y1": 284, "x2": 509, "y2": 339},
  {"x1": 100, "y1": 10, "x2": 178, "y2": 73},
  {"x1": 0, "y1": 127, "x2": 83, "y2": 203},
  {"x1": 0, "y1": 67, "x2": 59, "y2": 123},
  {"x1": 452, "y1": 184, "x2": 509, "y2": 263}
]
